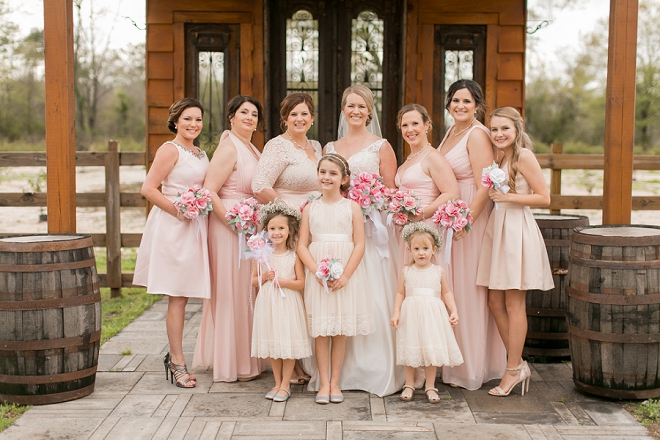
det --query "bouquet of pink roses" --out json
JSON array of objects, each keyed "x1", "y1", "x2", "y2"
[
  {"x1": 225, "y1": 197, "x2": 260, "y2": 234},
  {"x1": 316, "y1": 254, "x2": 344, "y2": 293},
  {"x1": 387, "y1": 189, "x2": 423, "y2": 226},
  {"x1": 432, "y1": 199, "x2": 473, "y2": 233},
  {"x1": 173, "y1": 185, "x2": 213, "y2": 220},
  {"x1": 481, "y1": 162, "x2": 510, "y2": 209},
  {"x1": 346, "y1": 172, "x2": 391, "y2": 214}
]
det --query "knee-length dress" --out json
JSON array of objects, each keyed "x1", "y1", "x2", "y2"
[
  {"x1": 304, "y1": 198, "x2": 375, "y2": 337},
  {"x1": 322, "y1": 140, "x2": 405, "y2": 397},
  {"x1": 251, "y1": 251, "x2": 312, "y2": 360},
  {"x1": 439, "y1": 125, "x2": 506, "y2": 390},
  {"x1": 133, "y1": 142, "x2": 211, "y2": 299},
  {"x1": 192, "y1": 131, "x2": 266, "y2": 382},
  {"x1": 397, "y1": 264, "x2": 463, "y2": 368},
  {"x1": 476, "y1": 153, "x2": 555, "y2": 291}
]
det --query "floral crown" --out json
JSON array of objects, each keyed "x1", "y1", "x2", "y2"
[
  {"x1": 259, "y1": 198, "x2": 301, "y2": 226},
  {"x1": 320, "y1": 153, "x2": 349, "y2": 175},
  {"x1": 401, "y1": 222, "x2": 443, "y2": 249}
]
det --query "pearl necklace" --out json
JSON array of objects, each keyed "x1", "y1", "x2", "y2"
[
  {"x1": 406, "y1": 143, "x2": 430, "y2": 161},
  {"x1": 453, "y1": 118, "x2": 476, "y2": 137},
  {"x1": 286, "y1": 130, "x2": 310, "y2": 150}
]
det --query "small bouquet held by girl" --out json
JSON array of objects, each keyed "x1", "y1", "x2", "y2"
[
  {"x1": 225, "y1": 197, "x2": 261, "y2": 264},
  {"x1": 431, "y1": 199, "x2": 473, "y2": 264},
  {"x1": 346, "y1": 172, "x2": 391, "y2": 259},
  {"x1": 387, "y1": 189, "x2": 423, "y2": 226},
  {"x1": 174, "y1": 185, "x2": 214, "y2": 220},
  {"x1": 481, "y1": 162, "x2": 510, "y2": 210},
  {"x1": 316, "y1": 255, "x2": 344, "y2": 293}
]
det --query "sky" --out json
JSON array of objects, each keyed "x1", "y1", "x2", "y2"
[{"x1": 8, "y1": 0, "x2": 610, "y2": 74}]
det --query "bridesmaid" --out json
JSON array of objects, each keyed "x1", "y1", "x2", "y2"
[
  {"x1": 395, "y1": 103, "x2": 459, "y2": 266},
  {"x1": 134, "y1": 98, "x2": 210, "y2": 388},
  {"x1": 323, "y1": 84, "x2": 404, "y2": 397},
  {"x1": 438, "y1": 80, "x2": 506, "y2": 390},
  {"x1": 192, "y1": 95, "x2": 265, "y2": 382}
]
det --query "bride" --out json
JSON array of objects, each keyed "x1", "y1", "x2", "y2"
[{"x1": 312, "y1": 84, "x2": 404, "y2": 397}]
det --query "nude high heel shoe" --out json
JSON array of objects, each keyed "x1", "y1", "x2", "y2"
[{"x1": 488, "y1": 361, "x2": 531, "y2": 397}]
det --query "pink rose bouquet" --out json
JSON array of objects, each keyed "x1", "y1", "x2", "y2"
[
  {"x1": 482, "y1": 162, "x2": 510, "y2": 209},
  {"x1": 316, "y1": 255, "x2": 344, "y2": 293},
  {"x1": 387, "y1": 189, "x2": 423, "y2": 226},
  {"x1": 225, "y1": 197, "x2": 260, "y2": 234},
  {"x1": 431, "y1": 199, "x2": 473, "y2": 233},
  {"x1": 346, "y1": 172, "x2": 391, "y2": 214},
  {"x1": 173, "y1": 185, "x2": 213, "y2": 220}
]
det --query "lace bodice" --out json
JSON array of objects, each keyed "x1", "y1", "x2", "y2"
[
  {"x1": 326, "y1": 139, "x2": 385, "y2": 175},
  {"x1": 309, "y1": 198, "x2": 353, "y2": 237},
  {"x1": 404, "y1": 264, "x2": 442, "y2": 296},
  {"x1": 251, "y1": 135, "x2": 322, "y2": 194}
]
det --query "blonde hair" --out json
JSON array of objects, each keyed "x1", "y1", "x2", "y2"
[
  {"x1": 341, "y1": 84, "x2": 375, "y2": 126},
  {"x1": 490, "y1": 107, "x2": 533, "y2": 194}
]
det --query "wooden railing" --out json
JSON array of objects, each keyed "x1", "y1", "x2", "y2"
[
  {"x1": 2, "y1": 142, "x2": 660, "y2": 296},
  {"x1": 0, "y1": 141, "x2": 146, "y2": 297}
]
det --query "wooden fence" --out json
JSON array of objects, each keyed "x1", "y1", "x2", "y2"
[{"x1": 1, "y1": 142, "x2": 660, "y2": 296}]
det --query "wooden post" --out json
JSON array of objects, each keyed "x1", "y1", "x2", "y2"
[
  {"x1": 603, "y1": 0, "x2": 638, "y2": 224},
  {"x1": 105, "y1": 141, "x2": 122, "y2": 298},
  {"x1": 549, "y1": 143, "x2": 563, "y2": 215},
  {"x1": 44, "y1": 0, "x2": 76, "y2": 233}
]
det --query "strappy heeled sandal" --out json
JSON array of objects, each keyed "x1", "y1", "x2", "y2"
[
  {"x1": 164, "y1": 353, "x2": 196, "y2": 388},
  {"x1": 425, "y1": 387, "x2": 441, "y2": 403},
  {"x1": 488, "y1": 361, "x2": 531, "y2": 397},
  {"x1": 163, "y1": 353, "x2": 195, "y2": 381},
  {"x1": 400, "y1": 384, "x2": 415, "y2": 401}
]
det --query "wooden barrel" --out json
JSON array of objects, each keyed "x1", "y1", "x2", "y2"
[
  {"x1": 524, "y1": 214, "x2": 589, "y2": 357},
  {"x1": 567, "y1": 225, "x2": 660, "y2": 399},
  {"x1": 0, "y1": 235, "x2": 101, "y2": 405}
]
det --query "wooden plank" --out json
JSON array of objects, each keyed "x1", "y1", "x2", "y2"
[
  {"x1": 147, "y1": 25, "x2": 174, "y2": 52},
  {"x1": 418, "y1": 12, "x2": 498, "y2": 25},
  {"x1": 172, "y1": 22, "x2": 185, "y2": 101},
  {"x1": 44, "y1": 0, "x2": 76, "y2": 233},
  {"x1": 0, "y1": 192, "x2": 145, "y2": 208},
  {"x1": 498, "y1": 25, "x2": 525, "y2": 53},
  {"x1": 172, "y1": 12, "x2": 252, "y2": 23},
  {"x1": 603, "y1": 0, "x2": 638, "y2": 224},
  {"x1": 240, "y1": 23, "x2": 253, "y2": 95},
  {"x1": 405, "y1": 0, "x2": 420, "y2": 104},
  {"x1": 105, "y1": 140, "x2": 122, "y2": 298},
  {"x1": 485, "y1": 25, "x2": 498, "y2": 127},
  {"x1": 496, "y1": 80, "x2": 523, "y2": 107},
  {"x1": 251, "y1": 0, "x2": 265, "y2": 148},
  {"x1": 147, "y1": 79, "x2": 174, "y2": 107},
  {"x1": 497, "y1": 3, "x2": 526, "y2": 25},
  {"x1": 497, "y1": 53, "x2": 524, "y2": 80},
  {"x1": 148, "y1": 107, "x2": 172, "y2": 134},
  {"x1": 550, "y1": 143, "x2": 563, "y2": 214},
  {"x1": 98, "y1": 272, "x2": 139, "y2": 288},
  {"x1": 420, "y1": 24, "x2": 435, "y2": 126},
  {"x1": 147, "y1": 52, "x2": 173, "y2": 79},
  {"x1": 91, "y1": 233, "x2": 142, "y2": 248},
  {"x1": 146, "y1": 0, "x2": 173, "y2": 24}
]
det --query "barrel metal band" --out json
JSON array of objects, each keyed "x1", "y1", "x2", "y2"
[
  {"x1": 567, "y1": 286, "x2": 660, "y2": 305},
  {"x1": 0, "y1": 365, "x2": 97, "y2": 384},
  {"x1": 0, "y1": 383, "x2": 95, "y2": 405},
  {"x1": 573, "y1": 379, "x2": 660, "y2": 400},
  {"x1": 0, "y1": 330, "x2": 101, "y2": 351},
  {"x1": 0, "y1": 292, "x2": 101, "y2": 311},
  {"x1": 568, "y1": 324, "x2": 660, "y2": 343},
  {"x1": 0, "y1": 235, "x2": 93, "y2": 252},
  {"x1": 568, "y1": 256, "x2": 660, "y2": 270},
  {"x1": 0, "y1": 258, "x2": 97, "y2": 273}
]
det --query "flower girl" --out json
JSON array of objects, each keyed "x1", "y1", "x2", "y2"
[
  {"x1": 250, "y1": 199, "x2": 311, "y2": 402},
  {"x1": 390, "y1": 222, "x2": 463, "y2": 403},
  {"x1": 477, "y1": 107, "x2": 553, "y2": 397},
  {"x1": 297, "y1": 153, "x2": 374, "y2": 404}
]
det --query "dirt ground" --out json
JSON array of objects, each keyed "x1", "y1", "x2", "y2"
[{"x1": 0, "y1": 166, "x2": 658, "y2": 234}]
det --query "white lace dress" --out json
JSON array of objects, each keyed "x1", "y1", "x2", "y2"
[
  {"x1": 397, "y1": 265, "x2": 464, "y2": 368},
  {"x1": 316, "y1": 140, "x2": 404, "y2": 396},
  {"x1": 304, "y1": 198, "x2": 375, "y2": 337},
  {"x1": 251, "y1": 251, "x2": 312, "y2": 360}
]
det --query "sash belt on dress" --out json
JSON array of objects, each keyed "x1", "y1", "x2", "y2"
[{"x1": 408, "y1": 287, "x2": 440, "y2": 298}]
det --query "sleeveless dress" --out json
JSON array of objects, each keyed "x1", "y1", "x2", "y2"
[
  {"x1": 251, "y1": 251, "x2": 312, "y2": 360},
  {"x1": 134, "y1": 142, "x2": 211, "y2": 299},
  {"x1": 394, "y1": 150, "x2": 443, "y2": 268},
  {"x1": 192, "y1": 132, "x2": 266, "y2": 382},
  {"x1": 397, "y1": 265, "x2": 463, "y2": 368},
  {"x1": 304, "y1": 198, "x2": 375, "y2": 337},
  {"x1": 476, "y1": 151, "x2": 555, "y2": 291},
  {"x1": 322, "y1": 140, "x2": 405, "y2": 396},
  {"x1": 439, "y1": 125, "x2": 506, "y2": 390}
]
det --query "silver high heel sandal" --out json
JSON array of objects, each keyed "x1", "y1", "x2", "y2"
[{"x1": 488, "y1": 361, "x2": 530, "y2": 397}]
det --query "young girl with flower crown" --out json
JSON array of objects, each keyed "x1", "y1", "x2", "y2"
[
  {"x1": 250, "y1": 199, "x2": 311, "y2": 403},
  {"x1": 476, "y1": 107, "x2": 554, "y2": 397},
  {"x1": 390, "y1": 222, "x2": 463, "y2": 403},
  {"x1": 297, "y1": 153, "x2": 375, "y2": 404}
]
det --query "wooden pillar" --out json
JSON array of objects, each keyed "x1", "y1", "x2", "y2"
[
  {"x1": 602, "y1": 0, "x2": 638, "y2": 224},
  {"x1": 44, "y1": 0, "x2": 77, "y2": 233}
]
